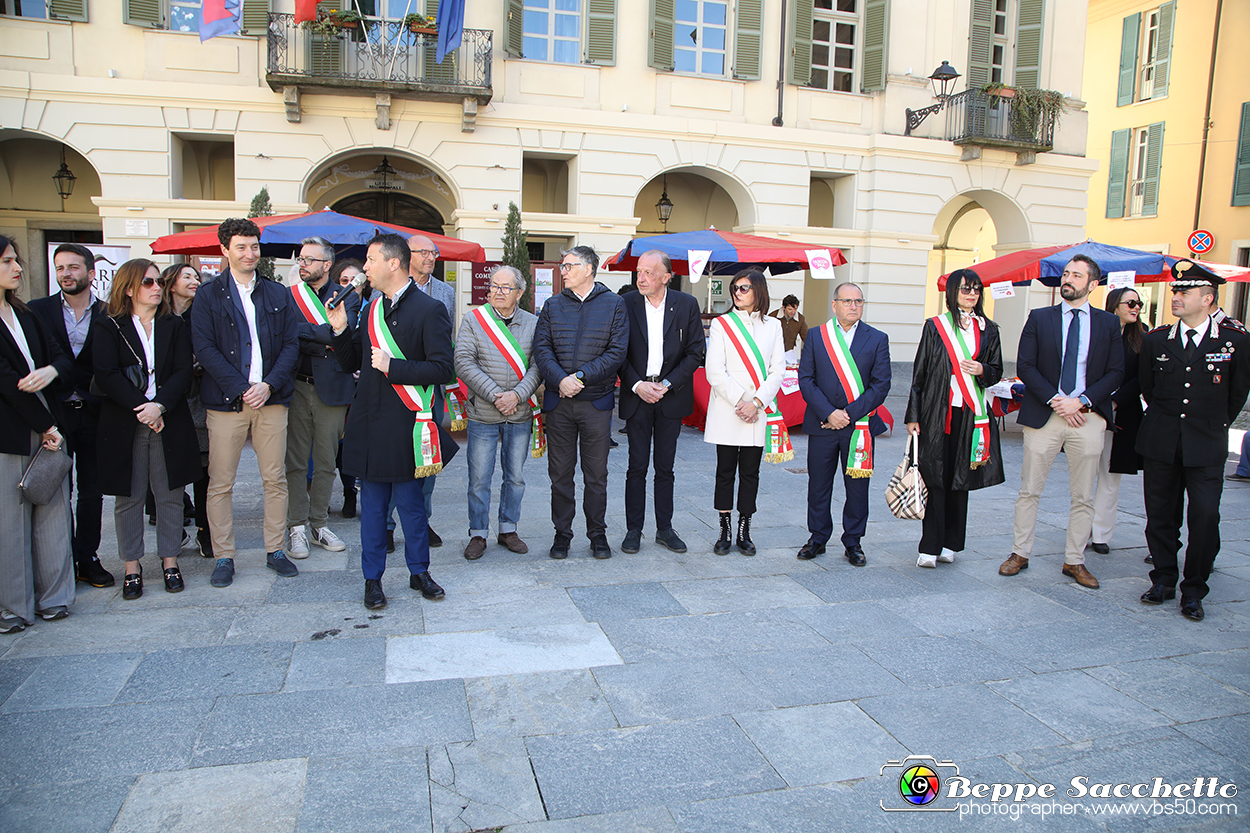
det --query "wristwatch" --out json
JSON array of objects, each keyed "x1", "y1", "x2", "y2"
[
  {"x1": 574, "y1": 371, "x2": 585, "y2": 383},
  {"x1": 661, "y1": 379, "x2": 672, "y2": 389}
]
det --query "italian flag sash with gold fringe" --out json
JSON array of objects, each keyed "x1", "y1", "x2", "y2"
[
  {"x1": 472, "y1": 304, "x2": 546, "y2": 458},
  {"x1": 291, "y1": 281, "x2": 329, "y2": 326},
  {"x1": 718, "y1": 311, "x2": 794, "y2": 463},
  {"x1": 819, "y1": 321, "x2": 873, "y2": 477},
  {"x1": 933, "y1": 312, "x2": 991, "y2": 469},
  {"x1": 368, "y1": 297, "x2": 443, "y2": 478}
]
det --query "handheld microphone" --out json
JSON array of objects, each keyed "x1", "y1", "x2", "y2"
[{"x1": 326, "y1": 272, "x2": 367, "y2": 309}]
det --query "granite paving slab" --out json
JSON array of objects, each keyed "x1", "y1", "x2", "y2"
[
  {"x1": 592, "y1": 656, "x2": 772, "y2": 725},
  {"x1": 597, "y1": 608, "x2": 831, "y2": 663},
  {"x1": 879, "y1": 586, "x2": 1087, "y2": 635},
  {"x1": 793, "y1": 599, "x2": 930, "y2": 645},
  {"x1": 387, "y1": 623, "x2": 622, "y2": 683},
  {"x1": 669, "y1": 783, "x2": 897, "y2": 833},
  {"x1": 225, "y1": 600, "x2": 425, "y2": 643},
  {"x1": 109, "y1": 758, "x2": 306, "y2": 833},
  {"x1": 789, "y1": 564, "x2": 929, "y2": 603},
  {"x1": 429, "y1": 737, "x2": 546, "y2": 832},
  {"x1": 0, "y1": 651, "x2": 141, "y2": 713},
  {"x1": 0, "y1": 656, "x2": 40, "y2": 704},
  {"x1": 659, "y1": 575, "x2": 825, "y2": 614},
  {"x1": 297, "y1": 747, "x2": 432, "y2": 833},
  {"x1": 282, "y1": 633, "x2": 386, "y2": 691},
  {"x1": 0, "y1": 607, "x2": 236, "y2": 659},
  {"x1": 1084, "y1": 659, "x2": 1250, "y2": 722},
  {"x1": 1173, "y1": 649, "x2": 1250, "y2": 694},
  {"x1": 419, "y1": 586, "x2": 589, "y2": 633},
  {"x1": 465, "y1": 669, "x2": 620, "y2": 739},
  {"x1": 0, "y1": 776, "x2": 136, "y2": 833},
  {"x1": 987, "y1": 669, "x2": 1172, "y2": 742},
  {"x1": 1172, "y1": 711, "x2": 1250, "y2": 760},
  {"x1": 116, "y1": 642, "x2": 292, "y2": 703},
  {"x1": 566, "y1": 581, "x2": 688, "y2": 621},
  {"x1": 728, "y1": 643, "x2": 907, "y2": 707},
  {"x1": 855, "y1": 633, "x2": 1032, "y2": 688},
  {"x1": 499, "y1": 806, "x2": 680, "y2": 833},
  {"x1": 971, "y1": 614, "x2": 1197, "y2": 672},
  {"x1": 525, "y1": 717, "x2": 787, "y2": 819}
]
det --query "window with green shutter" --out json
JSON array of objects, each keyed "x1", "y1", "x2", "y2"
[
  {"x1": 733, "y1": 0, "x2": 762, "y2": 80},
  {"x1": 1123, "y1": 122, "x2": 1164, "y2": 218},
  {"x1": 1151, "y1": 1, "x2": 1174, "y2": 99},
  {"x1": 424, "y1": 0, "x2": 458, "y2": 81},
  {"x1": 503, "y1": 0, "x2": 523, "y2": 57},
  {"x1": 1013, "y1": 0, "x2": 1042, "y2": 89},
  {"x1": 966, "y1": 0, "x2": 993, "y2": 89},
  {"x1": 860, "y1": 0, "x2": 887, "y2": 92},
  {"x1": 49, "y1": 0, "x2": 88, "y2": 22},
  {"x1": 1139, "y1": 121, "x2": 1164, "y2": 217},
  {"x1": 1107, "y1": 128, "x2": 1130, "y2": 219},
  {"x1": 1116, "y1": 13, "x2": 1139, "y2": 107},
  {"x1": 124, "y1": 0, "x2": 162, "y2": 28},
  {"x1": 787, "y1": 0, "x2": 813, "y2": 86},
  {"x1": 649, "y1": 0, "x2": 675, "y2": 70},
  {"x1": 309, "y1": 0, "x2": 342, "y2": 75},
  {"x1": 241, "y1": 0, "x2": 269, "y2": 35},
  {"x1": 585, "y1": 0, "x2": 615, "y2": 65},
  {"x1": 1233, "y1": 103, "x2": 1250, "y2": 207}
]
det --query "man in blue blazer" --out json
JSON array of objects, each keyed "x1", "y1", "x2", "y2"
[
  {"x1": 797, "y1": 282, "x2": 891, "y2": 565},
  {"x1": 999, "y1": 255, "x2": 1123, "y2": 589}
]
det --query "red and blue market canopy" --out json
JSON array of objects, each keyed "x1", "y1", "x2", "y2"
[
  {"x1": 150, "y1": 209, "x2": 486, "y2": 262},
  {"x1": 605, "y1": 228, "x2": 846, "y2": 276},
  {"x1": 939, "y1": 240, "x2": 1250, "y2": 289}
]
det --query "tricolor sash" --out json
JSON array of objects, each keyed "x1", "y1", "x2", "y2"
[
  {"x1": 291, "y1": 281, "x2": 330, "y2": 326},
  {"x1": 819, "y1": 322, "x2": 873, "y2": 477},
  {"x1": 933, "y1": 313, "x2": 991, "y2": 469},
  {"x1": 718, "y1": 311, "x2": 794, "y2": 463},
  {"x1": 472, "y1": 304, "x2": 546, "y2": 458},
  {"x1": 368, "y1": 297, "x2": 443, "y2": 478},
  {"x1": 445, "y1": 387, "x2": 467, "y2": 431}
]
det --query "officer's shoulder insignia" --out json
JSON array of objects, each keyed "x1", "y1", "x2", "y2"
[
  {"x1": 1219, "y1": 317, "x2": 1247, "y2": 333},
  {"x1": 1149, "y1": 324, "x2": 1170, "y2": 334}
]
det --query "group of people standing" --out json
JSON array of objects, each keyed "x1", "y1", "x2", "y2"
[{"x1": 3, "y1": 226, "x2": 1245, "y2": 623}]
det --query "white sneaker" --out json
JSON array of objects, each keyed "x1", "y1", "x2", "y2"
[
  {"x1": 917, "y1": 553, "x2": 938, "y2": 568},
  {"x1": 311, "y1": 526, "x2": 347, "y2": 552},
  {"x1": 288, "y1": 526, "x2": 310, "y2": 558},
  {"x1": 937, "y1": 548, "x2": 957, "y2": 563}
]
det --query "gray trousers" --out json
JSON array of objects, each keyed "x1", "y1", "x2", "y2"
[
  {"x1": 0, "y1": 432, "x2": 74, "y2": 623},
  {"x1": 115, "y1": 424, "x2": 182, "y2": 563},
  {"x1": 285, "y1": 379, "x2": 348, "y2": 530}
]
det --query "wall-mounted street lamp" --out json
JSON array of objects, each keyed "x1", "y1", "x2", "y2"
[
  {"x1": 905, "y1": 61, "x2": 961, "y2": 136},
  {"x1": 370, "y1": 156, "x2": 398, "y2": 191},
  {"x1": 53, "y1": 146, "x2": 77, "y2": 202},
  {"x1": 655, "y1": 173, "x2": 674, "y2": 231}
]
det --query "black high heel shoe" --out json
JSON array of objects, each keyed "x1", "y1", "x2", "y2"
[
  {"x1": 163, "y1": 565, "x2": 184, "y2": 593},
  {"x1": 122, "y1": 566, "x2": 143, "y2": 600}
]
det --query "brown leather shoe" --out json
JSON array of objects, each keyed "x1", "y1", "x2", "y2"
[
  {"x1": 463, "y1": 536, "x2": 487, "y2": 561},
  {"x1": 1062, "y1": 563, "x2": 1100, "y2": 589},
  {"x1": 497, "y1": 532, "x2": 529, "y2": 554},
  {"x1": 999, "y1": 554, "x2": 1029, "y2": 576}
]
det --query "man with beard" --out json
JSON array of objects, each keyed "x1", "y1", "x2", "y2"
[
  {"x1": 284, "y1": 237, "x2": 359, "y2": 558},
  {"x1": 999, "y1": 255, "x2": 1123, "y2": 589},
  {"x1": 29, "y1": 243, "x2": 114, "y2": 587}
]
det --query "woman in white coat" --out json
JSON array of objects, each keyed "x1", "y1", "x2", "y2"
[{"x1": 703, "y1": 269, "x2": 786, "y2": 555}]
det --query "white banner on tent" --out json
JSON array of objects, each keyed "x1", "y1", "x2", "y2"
[
  {"x1": 1107, "y1": 270, "x2": 1136, "y2": 289},
  {"x1": 806, "y1": 249, "x2": 837, "y2": 280},
  {"x1": 687, "y1": 250, "x2": 711, "y2": 283},
  {"x1": 990, "y1": 282, "x2": 1016, "y2": 299}
]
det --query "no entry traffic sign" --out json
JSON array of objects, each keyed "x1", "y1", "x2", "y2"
[{"x1": 1188, "y1": 229, "x2": 1214, "y2": 256}]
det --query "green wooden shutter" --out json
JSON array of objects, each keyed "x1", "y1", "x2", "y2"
[
  {"x1": 649, "y1": 0, "x2": 675, "y2": 71},
  {"x1": 1154, "y1": 0, "x2": 1175, "y2": 98},
  {"x1": 49, "y1": 0, "x2": 87, "y2": 22},
  {"x1": 1117, "y1": 13, "x2": 1140, "y2": 107},
  {"x1": 586, "y1": 0, "x2": 616, "y2": 65},
  {"x1": 787, "y1": 0, "x2": 813, "y2": 85},
  {"x1": 966, "y1": 0, "x2": 993, "y2": 89},
  {"x1": 1107, "y1": 128, "x2": 1131, "y2": 219},
  {"x1": 504, "y1": 0, "x2": 523, "y2": 57},
  {"x1": 424, "y1": 0, "x2": 458, "y2": 80},
  {"x1": 310, "y1": 0, "x2": 342, "y2": 75},
  {"x1": 1013, "y1": 0, "x2": 1043, "y2": 89},
  {"x1": 124, "y1": 0, "x2": 161, "y2": 28},
  {"x1": 733, "y1": 0, "x2": 762, "y2": 80},
  {"x1": 1141, "y1": 121, "x2": 1165, "y2": 218},
  {"x1": 241, "y1": 0, "x2": 270, "y2": 34},
  {"x1": 861, "y1": 0, "x2": 887, "y2": 91},
  {"x1": 1234, "y1": 103, "x2": 1250, "y2": 207}
]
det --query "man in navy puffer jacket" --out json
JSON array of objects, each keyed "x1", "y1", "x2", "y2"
[{"x1": 533, "y1": 246, "x2": 628, "y2": 560}]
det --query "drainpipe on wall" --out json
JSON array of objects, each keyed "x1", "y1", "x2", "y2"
[
  {"x1": 773, "y1": 0, "x2": 788, "y2": 126},
  {"x1": 1192, "y1": 0, "x2": 1224, "y2": 232}
]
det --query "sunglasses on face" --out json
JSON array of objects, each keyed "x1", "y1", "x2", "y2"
[
  {"x1": 959, "y1": 285, "x2": 981, "y2": 295},
  {"x1": 139, "y1": 277, "x2": 159, "y2": 287},
  {"x1": 732, "y1": 284, "x2": 753, "y2": 294},
  {"x1": 1121, "y1": 299, "x2": 1143, "y2": 309}
]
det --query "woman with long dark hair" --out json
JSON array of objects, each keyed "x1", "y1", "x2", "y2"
[
  {"x1": 331, "y1": 258, "x2": 365, "y2": 518},
  {"x1": 703, "y1": 269, "x2": 786, "y2": 555},
  {"x1": 1090, "y1": 286, "x2": 1148, "y2": 555},
  {"x1": 905, "y1": 268, "x2": 1005, "y2": 568},
  {"x1": 0, "y1": 235, "x2": 75, "y2": 632},
  {"x1": 94, "y1": 259, "x2": 200, "y2": 598}
]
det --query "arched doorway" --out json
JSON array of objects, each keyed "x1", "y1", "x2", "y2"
[{"x1": 331, "y1": 191, "x2": 444, "y2": 231}]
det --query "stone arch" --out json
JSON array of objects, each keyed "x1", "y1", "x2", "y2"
[
  {"x1": 301, "y1": 148, "x2": 460, "y2": 231},
  {"x1": 631, "y1": 166, "x2": 755, "y2": 237},
  {"x1": 0, "y1": 130, "x2": 103, "y2": 216}
]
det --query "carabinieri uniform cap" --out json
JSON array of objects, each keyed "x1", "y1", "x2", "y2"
[{"x1": 1170, "y1": 259, "x2": 1225, "y2": 288}]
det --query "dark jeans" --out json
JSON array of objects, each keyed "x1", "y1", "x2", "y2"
[
  {"x1": 1143, "y1": 453, "x2": 1223, "y2": 600},
  {"x1": 624, "y1": 402, "x2": 682, "y2": 532},
  {"x1": 546, "y1": 398, "x2": 612, "y2": 539},
  {"x1": 63, "y1": 403, "x2": 102, "y2": 564},
  {"x1": 714, "y1": 445, "x2": 763, "y2": 516}
]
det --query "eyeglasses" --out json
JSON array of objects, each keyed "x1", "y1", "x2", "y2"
[
  {"x1": 638, "y1": 269, "x2": 668, "y2": 278},
  {"x1": 410, "y1": 249, "x2": 438, "y2": 258},
  {"x1": 731, "y1": 284, "x2": 753, "y2": 294},
  {"x1": 489, "y1": 283, "x2": 517, "y2": 294},
  {"x1": 296, "y1": 256, "x2": 330, "y2": 266},
  {"x1": 559, "y1": 262, "x2": 584, "y2": 272},
  {"x1": 959, "y1": 286, "x2": 982, "y2": 295},
  {"x1": 1121, "y1": 299, "x2": 1143, "y2": 309},
  {"x1": 139, "y1": 276, "x2": 159, "y2": 287},
  {"x1": 835, "y1": 298, "x2": 865, "y2": 306}
]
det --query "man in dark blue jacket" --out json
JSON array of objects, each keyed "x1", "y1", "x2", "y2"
[
  {"x1": 533, "y1": 246, "x2": 628, "y2": 560},
  {"x1": 191, "y1": 218, "x2": 301, "y2": 588}
]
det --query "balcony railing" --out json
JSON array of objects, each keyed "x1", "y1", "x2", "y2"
[
  {"x1": 943, "y1": 89, "x2": 1057, "y2": 152},
  {"x1": 265, "y1": 14, "x2": 492, "y2": 103}
]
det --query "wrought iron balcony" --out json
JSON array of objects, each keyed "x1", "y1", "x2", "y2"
[
  {"x1": 265, "y1": 14, "x2": 492, "y2": 105},
  {"x1": 943, "y1": 89, "x2": 1057, "y2": 153}
]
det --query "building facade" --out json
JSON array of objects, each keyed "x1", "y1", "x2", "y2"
[{"x1": 1, "y1": 0, "x2": 1096, "y2": 357}]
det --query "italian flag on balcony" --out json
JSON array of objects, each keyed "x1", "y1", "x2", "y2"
[{"x1": 295, "y1": 0, "x2": 319, "y2": 23}]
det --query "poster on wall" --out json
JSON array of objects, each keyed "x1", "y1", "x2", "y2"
[
  {"x1": 47, "y1": 243, "x2": 132, "y2": 300},
  {"x1": 471, "y1": 261, "x2": 504, "y2": 306},
  {"x1": 533, "y1": 267, "x2": 554, "y2": 310}
]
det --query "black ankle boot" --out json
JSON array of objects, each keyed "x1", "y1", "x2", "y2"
[
  {"x1": 737, "y1": 514, "x2": 756, "y2": 556},
  {"x1": 713, "y1": 512, "x2": 733, "y2": 555}
]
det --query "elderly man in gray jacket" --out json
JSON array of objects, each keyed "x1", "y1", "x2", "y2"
[{"x1": 454, "y1": 265, "x2": 542, "y2": 560}]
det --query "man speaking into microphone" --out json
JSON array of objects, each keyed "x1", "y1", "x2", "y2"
[{"x1": 327, "y1": 233, "x2": 454, "y2": 610}]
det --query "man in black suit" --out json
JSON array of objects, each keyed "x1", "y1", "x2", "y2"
[
  {"x1": 999, "y1": 255, "x2": 1123, "y2": 589},
  {"x1": 618, "y1": 250, "x2": 705, "y2": 554},
  {"x1": 327, "y1": 233, "x2": 453, "y2": 610},
  {"x1": 1138, "y1": 261, "x2": 1250, "y2": 621},
  {"x1": 28, "y1": 243, "x2": 113, "y2": 588}
]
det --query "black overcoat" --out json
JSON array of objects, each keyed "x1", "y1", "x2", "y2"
[
  {"x1": 93, "y1": 314, "x2": 201, "y2": 495},
  {"x1": 905, "y1": 314, "x2": 1006, "y2": 492},
  {"x1": 1108, "y1": 328, "x2": 1145, "y2": 475},
  {"x1": 0, "y1": 307, "x2": 71, "y2": 455}
]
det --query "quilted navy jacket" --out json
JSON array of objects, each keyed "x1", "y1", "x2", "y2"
[{"x1": 533, "y1": 282, "x2": 628, "y2": 411}]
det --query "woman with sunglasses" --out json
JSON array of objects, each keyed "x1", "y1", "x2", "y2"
[
  {"x1": 0, "y1": 235, "x2": 75, "y2": 633},
  {"x1": 1090, "y1": 286, "x2": 1148, "y2": 556},
  {"x1": 703, "y1": 269, "x2": 786, "y2": 555},
  {"x1": 905, "y1": 268, "x2": 1005, "y2": 568},
  {"x1": 94, "y1": 259, "x2": 201, "y2": 598}
]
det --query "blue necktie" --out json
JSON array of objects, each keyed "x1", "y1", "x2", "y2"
[{"x1": 1060, "y1": 309, "x2": 1080, "y2": 395}]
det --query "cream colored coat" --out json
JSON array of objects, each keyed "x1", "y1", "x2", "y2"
[{"x1": 703, "y1": 311, "x2": 786, "y2": 448}]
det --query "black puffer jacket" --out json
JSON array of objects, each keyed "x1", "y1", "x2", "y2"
[{"x1": 533, "y1": 282, "x2": 629, "y2": 411}]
